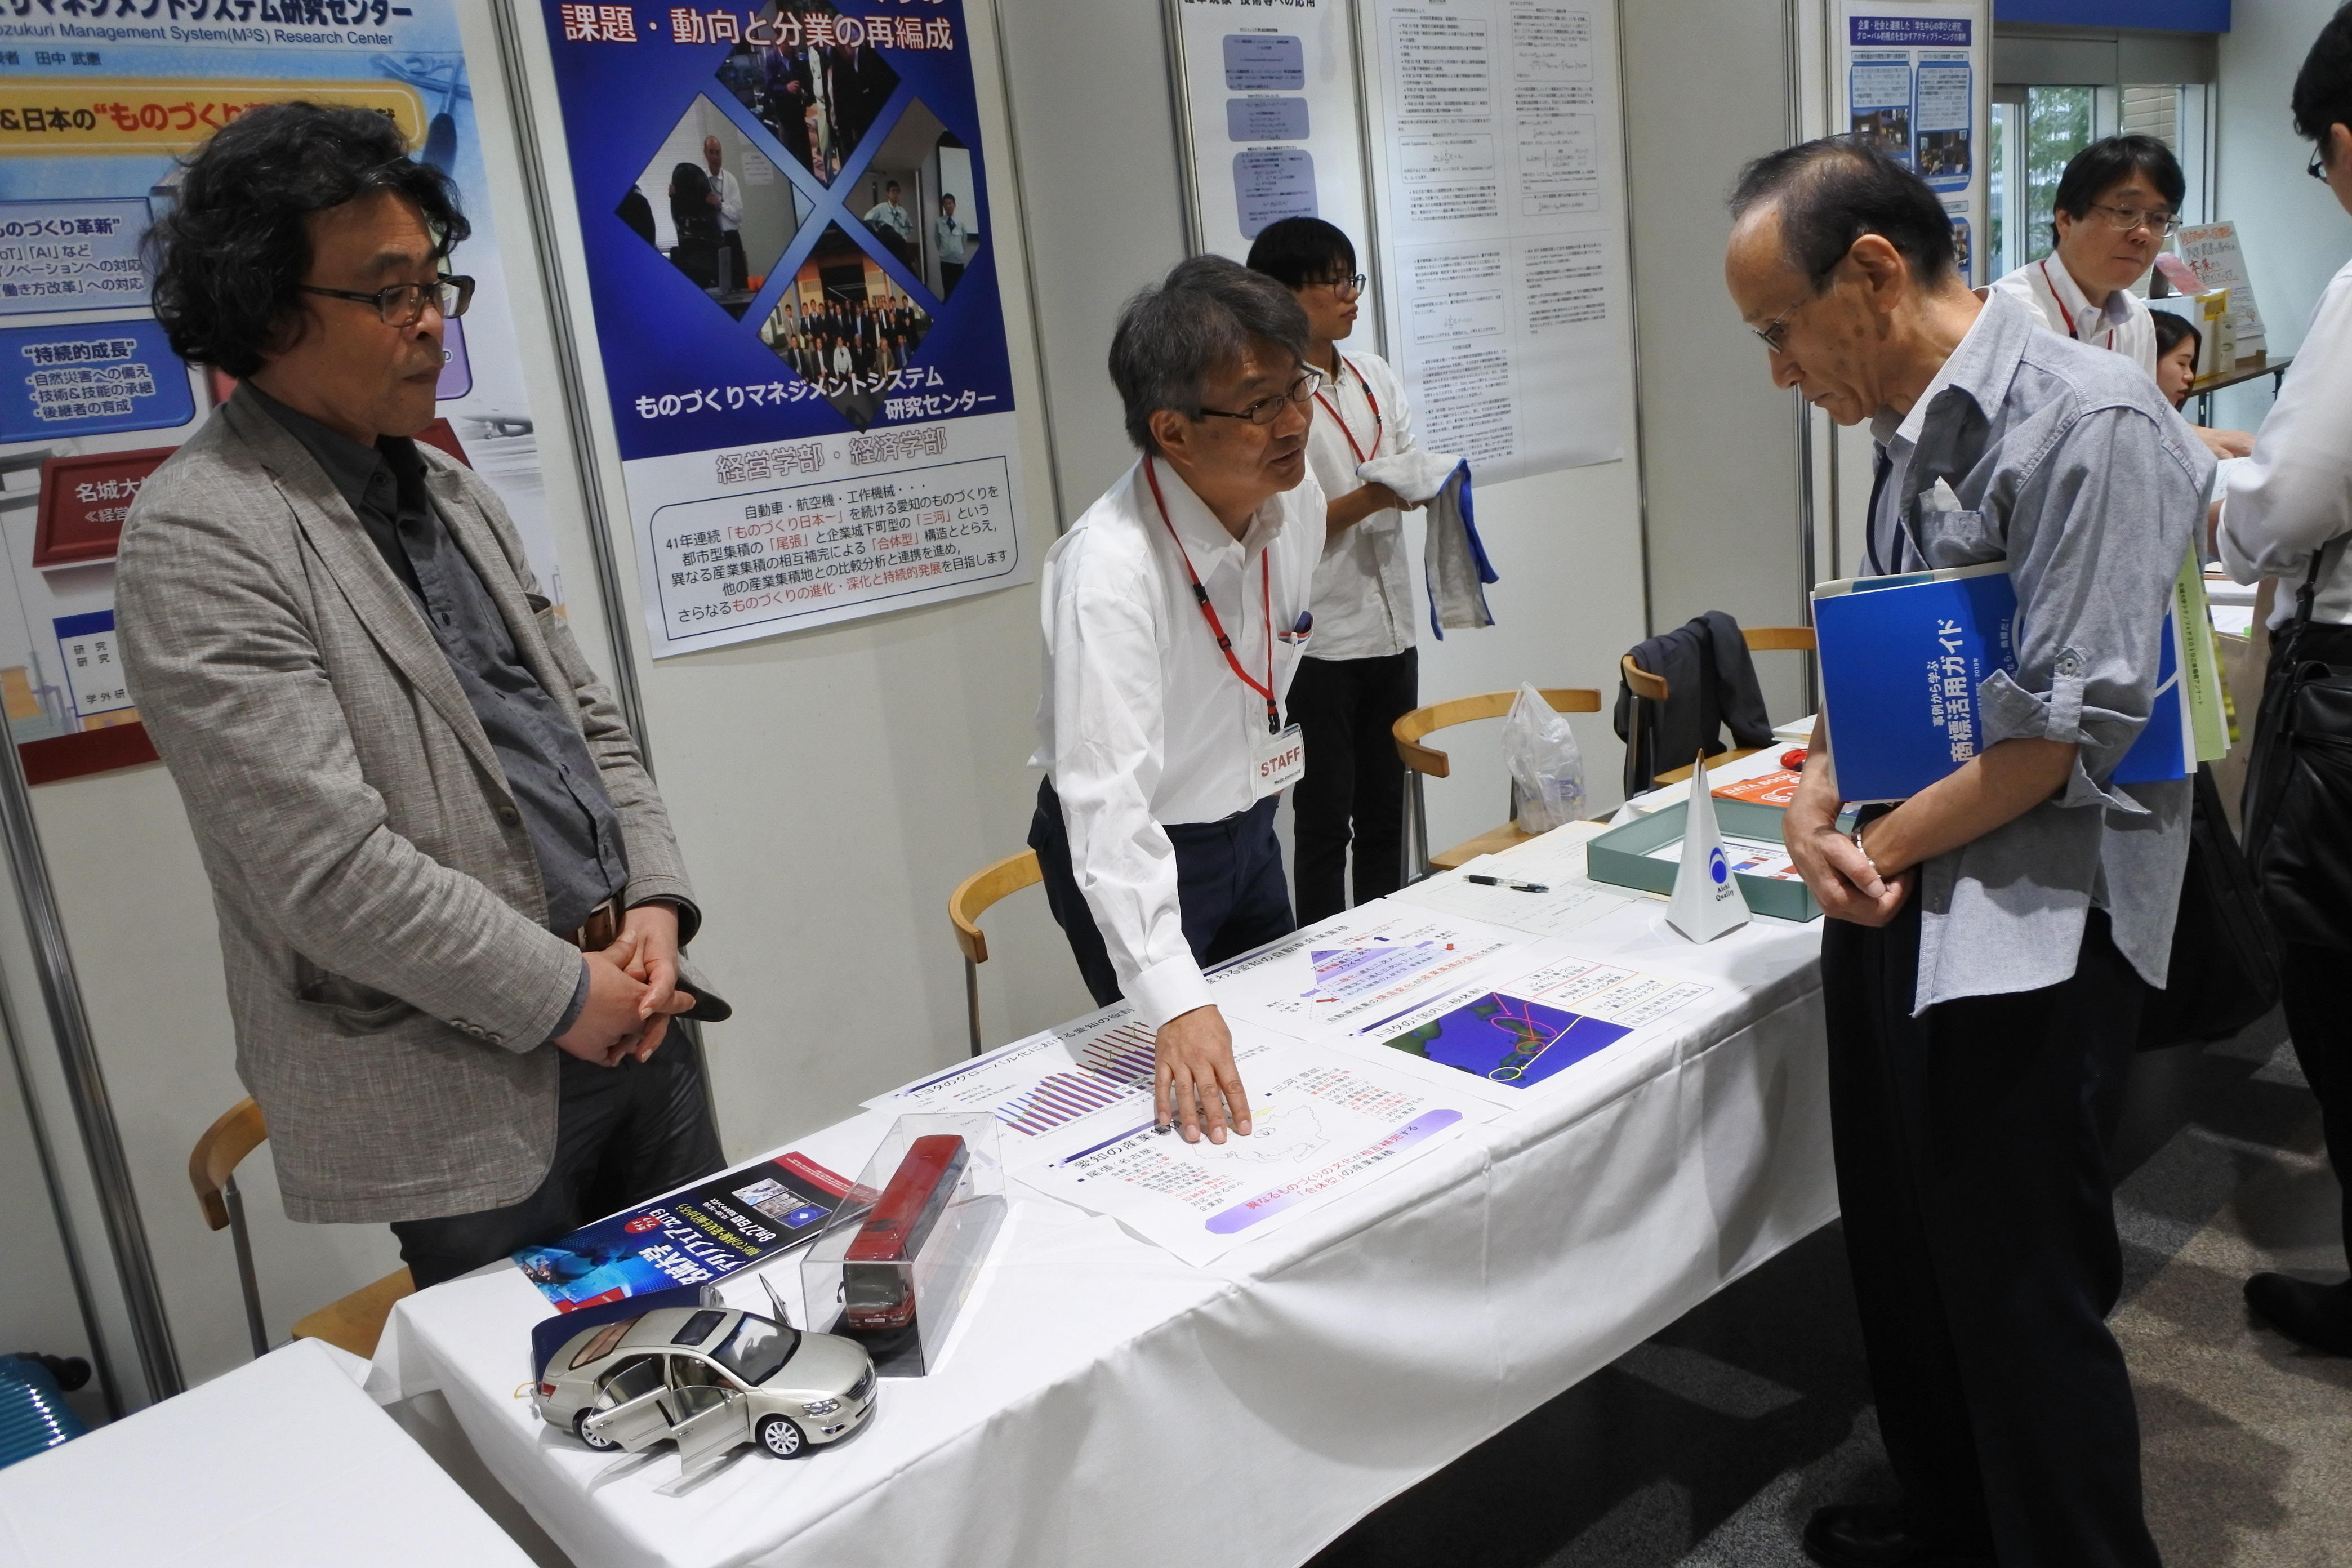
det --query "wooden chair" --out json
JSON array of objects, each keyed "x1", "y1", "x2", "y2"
[
  {"x1": 190, "y1": 1099, "x2": 414, "y2": 1362},
  {"x1": 1625, "y1": 626, "x2": 1816, "y2": 787},
  {"x1": 949, "y1": 848, "x2": 1042, "y2": 1058},
  {"x1": 1392, "y1": 687, "x2": 1603, "y2": 880}
]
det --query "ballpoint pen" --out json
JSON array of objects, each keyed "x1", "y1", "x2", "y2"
[{"x1": 1464, "y1": 874, "x2": 1548, "y2": 893}]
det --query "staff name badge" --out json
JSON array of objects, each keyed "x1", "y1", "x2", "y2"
[{"x1": 1253, "y1": 724, "x2": 1306, "y2": 799}]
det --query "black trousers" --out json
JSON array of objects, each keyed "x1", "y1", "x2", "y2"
[
  {"x1": 1287, "y1": 649, "x2": 1418, "y2": 925},
  {"x1": 1028, "y1": 777, "x2": 1295, "y2": 1009},
  {"x1": 719, "y1": 229, "x2": 747, "y2": 291},
  {"x1": 2278, "y1": 942, "x2": 2352, "y2": 1266},
  {"x1": 1823, "y1": 901, "x2": 2158, "y2": 1567},
  {"x1": 940, "y1": 261, "x2": 964, "y2": 297},
  {"x1": 390, "y1": 1044, "x2": 724, "y2": 1288}
]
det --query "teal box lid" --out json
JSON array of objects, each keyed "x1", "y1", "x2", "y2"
[{"x1": 1583, "y1": 797, "x2": 1847, "y2": 923}]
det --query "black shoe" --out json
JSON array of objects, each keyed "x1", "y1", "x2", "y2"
[
  {"x1": 1801, "y1": 1504, "x2": 1992, "y2": 1568},
  {"x1": 2244, "y1": 1273, "x2": 2352, "y2": 1356}
]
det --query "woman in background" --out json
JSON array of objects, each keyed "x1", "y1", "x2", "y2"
[{"x1": 2153, "y1": 310, "x2": 2202, "y2": 411}]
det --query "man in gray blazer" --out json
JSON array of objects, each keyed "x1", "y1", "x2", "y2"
[{"x1": 120, "y1": 103, "x2": 728, "y2": 1287}]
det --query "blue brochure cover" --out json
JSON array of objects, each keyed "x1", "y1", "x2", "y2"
[
  {"x1": 1812, "y1": 564, "x2": 2187, "y2": 803},
  {"x1": 512, "y1": 1151, "x2": 851, "y2": 1311}
]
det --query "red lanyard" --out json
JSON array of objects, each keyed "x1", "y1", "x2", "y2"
[
  {"x1": 1144, "y1": 457, "x2": 1280, "y2": 733},
  {"x1": 2039, "y1": 260, "x2": 2113, "y2": 350},
  {"x1": 1311, "y1": 356, "x2": 1383, "y2": 465}
]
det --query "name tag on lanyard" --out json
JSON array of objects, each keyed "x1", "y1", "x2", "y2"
[{"x1": 1252, "y1": 723, "x2": 1306, "y2": 798}]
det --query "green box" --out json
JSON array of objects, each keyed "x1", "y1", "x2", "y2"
[{"x1": 1584, "y1": 798, "x2": 1850, "y2": 923}]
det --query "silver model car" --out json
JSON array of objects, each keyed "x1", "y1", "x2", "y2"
[{"x1": 533, "y1": 1303, "x2": 876, "y2": 1468}]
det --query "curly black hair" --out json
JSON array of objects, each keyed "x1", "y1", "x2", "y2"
[{"x1": 147, "y1": 101, "x2": 469, "y2": 378}]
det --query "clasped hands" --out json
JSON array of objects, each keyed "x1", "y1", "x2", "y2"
[
  {"x1": 1783, "y1": 764, "x2": 1913, "y2": 928},
  {"x1": 553, "y1": 903, "x2": 698, "y2": 1067}
]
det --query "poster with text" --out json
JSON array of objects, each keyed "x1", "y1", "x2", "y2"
[
  {"x1": 1363, "y1": 0, "x2": 1632, "y2": 484},
  {"x1": 1839, "y1": 2, "x2": 1987, "y2": 287},
  {"x1": 1169, "y1": 0, "x2": 1370, "y2": 269},
  {"x1": 540, "y1": 0, "x2": 1030, "y2": 658},
  {"x1": 0, "y1": 5, "x2": 558, "y2": 783}
]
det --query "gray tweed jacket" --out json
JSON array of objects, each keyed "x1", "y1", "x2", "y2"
[{"x1": 119, "y1": 391, "x2": 698, "y2": 1224}]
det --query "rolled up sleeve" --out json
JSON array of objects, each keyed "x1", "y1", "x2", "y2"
[{"x1": 1983, "y1": 404, "x2": 2206, "y2": 809}]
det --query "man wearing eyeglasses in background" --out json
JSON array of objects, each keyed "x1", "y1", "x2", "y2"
[
  {"x1": 1028, "y1": 255, "x2": 1326, "y2": 1144},
  {"x1": 119, "y1": 103, "x2": 729, "y2": 1288},
  {"x1": 1990, "y1": 133, "x2": 2256, "y2": 459}
]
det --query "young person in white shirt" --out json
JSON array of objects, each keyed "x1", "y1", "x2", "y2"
[
  {"x1": 1245, "y1": 217, "x2": 1426, "y2": 923},
  {"x1": 1990, "y1": 134, "x2": 2252, "y2": 459},
  {"x1": 1028, "y1": 256, "x2": 1327, "y2": 1144},
  {"x1": 2217, "y1": 2, "x2": 2352, "y2": 1359}
]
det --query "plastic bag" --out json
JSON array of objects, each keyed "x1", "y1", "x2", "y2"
[{"x1": 1502, "y1": 683, "x2": 1585, "y2": 834}]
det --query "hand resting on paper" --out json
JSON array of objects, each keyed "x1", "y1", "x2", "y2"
[
  {"x1": 553, "y1": 912, "x2": 696, "y2": 1067},
  {"x1": 1153, "y1": 1004, "x2": 1254, "y2": 1145}
]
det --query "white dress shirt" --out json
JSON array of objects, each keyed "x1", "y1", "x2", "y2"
[
  {"x1": 1031, "y1": 457, "x2": 1325, "y2": 1028},
  {"x1": 2217, "y1": 255, "x2": 2352, "y2": 628},
  {"x1": 1990, "y1": 256, "x2": 2159, "y2": 381},
  {"x1": 710, "y1": 166, "x2": 742, "y2": 233},
  {"x1": 1302, "y1": 351, "x2": 1418, "y2": 661}
]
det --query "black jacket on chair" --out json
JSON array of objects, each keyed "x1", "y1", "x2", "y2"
[{"x1": 1613, "y1": 611, "x2": 1774, "y2": 796}]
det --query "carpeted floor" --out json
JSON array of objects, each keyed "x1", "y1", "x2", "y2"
[{"x1": 1306, "y1": 1014, "x2": 2351, "y2": 1568}]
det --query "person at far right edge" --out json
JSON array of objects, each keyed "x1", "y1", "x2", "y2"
[
  {"x1": 2218, "y1": 2, "x2": 2352, "y2": 1361},
  {"x1": 1726, "y1": 140, "x2": 2207, "y2": 1567}
]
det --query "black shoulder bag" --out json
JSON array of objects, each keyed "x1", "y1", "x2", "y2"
[{"x1": 2240, "y1": 541, "x2": 2352, "y2": 955}]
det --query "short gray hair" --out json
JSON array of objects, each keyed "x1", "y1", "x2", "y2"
[{"x1": 1108, "y1": 255, "x2": 1308, "y2": 453}]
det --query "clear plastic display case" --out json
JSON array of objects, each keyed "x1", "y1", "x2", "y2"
[{"x1": 800, "y1": 1113, "x2": 1005, "y2": 1377}]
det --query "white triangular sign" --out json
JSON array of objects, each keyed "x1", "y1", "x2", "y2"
[{"x1": 1666, "y1": 751, "x2": 1750, "y2": 942}]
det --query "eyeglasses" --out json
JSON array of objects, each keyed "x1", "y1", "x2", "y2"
[
  {"x1": 2083, "y1": 202, "x2": 2180, "y2": 235},
  {"x1": 1309, "y1": 273, "x2": 1367, "y2": 299},
  {"x1": 299, "y1": 274, "x2": 475, "y2": 327},
  {"x1": 2311, "y1": 147, "x2": 2333, "y2": 182},
  {"x1": 1199, "y1": 367, "x2": 1326, "y2": 426},
  {"x1": 1751, "y1": 295, "x2": 1810, "y2": 355}
]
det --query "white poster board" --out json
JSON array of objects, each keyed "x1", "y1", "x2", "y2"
[
  {"x1": 1168, "y1": 0, "x2": 1373, "y2": 264},
  {"x1": 1837, "y1": 2, "x2": 1989, "y2": 286},
  {"x1": 1360, "y1": 0, "x2": 1633, "y2": 484},
  {"x1": 2175, "y1": 222, "x2": 2268, "y2": 358}
]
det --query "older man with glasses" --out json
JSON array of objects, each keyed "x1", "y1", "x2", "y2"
[
  {"x1": 1027, "y1": 255, "x2": 1326, "y2": 1144},
  {"x1": 119, "y1": 103, "x2": 729, "y2": 1287},
  {"x1": 1990, "y1": 133, "x2": 2253, "y2": 458},
  {"x1": 1726, "y1": 137, "x2": 2206, "y2": 1568}
]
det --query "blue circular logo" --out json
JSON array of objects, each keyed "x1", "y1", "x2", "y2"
[{"x1": 1708, "y1": 847, "x2": 1730, "y2": 885}]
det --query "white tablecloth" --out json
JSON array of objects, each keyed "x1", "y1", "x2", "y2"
[
  {"x1": 371, "y1": 764, "x2": 1837, "y2": 1568},
  {"x1": 0, "y1": 1338, "x2": 534, "y2": 1567}
]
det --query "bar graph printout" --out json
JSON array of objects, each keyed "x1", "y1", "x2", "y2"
[
  {"x1": 862, "y1": 1001, "x2": 1286, "y2": 1168},
  {"x1": 1206, "y1": 907, "x2": 1529, "y2": 1040},
  {"x1": 1014, "y1": 1042, "x2": 1486, "y2": 1267}
]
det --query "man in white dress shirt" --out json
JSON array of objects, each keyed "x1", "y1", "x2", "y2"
[
  {"x1": 1989, "y1": 134, "x2": 2251, "y2": 458},
  {"x1": 701, "y1": 136, "x2": 745, "y2": 292},
  {"x1": 1246, "y1": 217, "x2": 1426, "y2": 922},
  {"x1": 1028, "y1": 256, "x2": 1326, "y2": 1143},
  {"x1": 2219, "y1": 3, "x2": 2352, "y2": 1359}
]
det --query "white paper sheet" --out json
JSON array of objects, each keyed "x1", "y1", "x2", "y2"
[
  {"x1": 1205, "y1": 905, "x2": 1531, "y2": 1039},
  {"x1": 1390, "y1": 852, "x2": 1633, "y2": 936},
  {"x1": 1013, "y1": 1042, "x2": 1482, "y2": 1266},
  {"x1": 1339, "y1": 951, "x2": 1714, "y2": 1106}
]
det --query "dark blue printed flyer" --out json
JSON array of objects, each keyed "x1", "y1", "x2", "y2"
[{"x1": 538, "y1": 2, "x2": 1033, "y2": 655}]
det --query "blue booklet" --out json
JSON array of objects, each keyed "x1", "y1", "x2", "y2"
[{"x1": 1812, "y1": 563, "x2": 2190, "y2": 804}]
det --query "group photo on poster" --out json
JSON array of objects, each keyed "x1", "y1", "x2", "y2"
[{"x1": 544, "y1": 0, "x2": 1029, "y2": 657}]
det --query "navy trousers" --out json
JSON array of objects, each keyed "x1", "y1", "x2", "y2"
[
  {"x1": 1823, "y1": 899, "x2": 2158, "y2": 1567},
  {"x1": 390, "y1": 1044, "x2": 723, "y2": 1288},
  {"x1": 1028, "y1": 777, "x2": 1296, "y2": 1009}
]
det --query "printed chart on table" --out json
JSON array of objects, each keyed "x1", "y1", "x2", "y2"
[
  {"x1": 1346, "y1": 953, "x2": 1714, "y2": 1106},
  {"x1": 1642, "y1": 835, "x2": 1801, "y2": 881},
  {"x1": 1206, "y1": 907, "x2": 1528, "y2": 1040},
  {"x1": 1014, "y1": 1043, "x2": 1485, "y2": 1267},
  {"x1": 863, "y1": 1003, "x2": 1288, "y2": 1168}
]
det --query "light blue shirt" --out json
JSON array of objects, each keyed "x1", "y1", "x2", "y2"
[{"x1": 1861, "y1": 288, "x2": 2211, "y2": 1012}]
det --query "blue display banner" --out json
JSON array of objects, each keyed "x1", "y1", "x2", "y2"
[
  {"x1": 0, "y1": 197, "x2": 152, "y2": 315},
  {"x1": 539, "y1": 1, "x2": 1018, "y2": 464},
  {"x1": 1993, "y1": 0, "x2": 2228, "y2": 32},
  {"x1": 0, "y1": 319, "x2": 191, "y2": 442}
]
